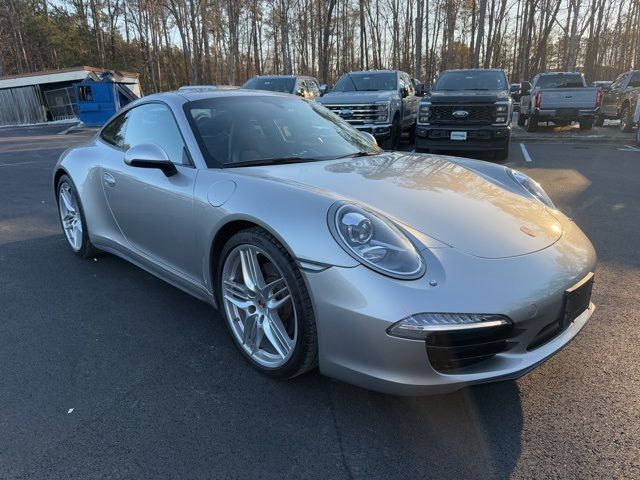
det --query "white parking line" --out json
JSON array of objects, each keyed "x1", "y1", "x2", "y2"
[
  {"x1": 0, "y1": 161, "x2": 39, "y2": 168},
  {"x1": 520, "y1": 143, "x2": 533, "y2": 162},
  {"x1": 617, "y1": 145, "x2": 640, "y2": 152}
]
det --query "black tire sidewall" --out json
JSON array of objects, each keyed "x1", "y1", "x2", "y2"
[{"x1": 216, "y1": 228, "x2": 317, "y2": 379}]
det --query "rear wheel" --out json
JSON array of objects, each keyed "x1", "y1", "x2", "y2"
[
  {"x1": 526, "y1": 114, "x2": 538, "y2": 132},
  {"x1": 619, "y1": 106, "x2": 633, "y2": 133},
  {"x1": 217, "y1": 227, "x2": 318, "y2": 379},
  {"x1": 636, "y1": 124, "x2": 640, "y2": 146},
  {"x1": 579, "y1": 117, "x2": 594, "y2": 130},
  {"x1": 56, "y1": 174, "x2": 99, "y2": 258}
]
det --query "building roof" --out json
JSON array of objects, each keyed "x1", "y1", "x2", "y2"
[{"x1": 0, "y1": 66, "x2": 139, "y2": 90}]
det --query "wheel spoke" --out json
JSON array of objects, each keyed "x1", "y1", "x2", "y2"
[
  {"x1": 263, "y1": 312, "x2": 293, "y2": 359},
  {"x1": 239, "y1": 247, "x2": 266, "y2": 293},
  {"x1": 265, "y1": 277, "x2": 291, "y2": 310},
  {"x1": 223, "y1": 279, "x2": 253, "y2": 310},
  {"x1": 242, "y1": 313, "x2": 260, "y2": 350},
  {"x1": 60, "y1": 187, "x2": 75, "y2": 213}
]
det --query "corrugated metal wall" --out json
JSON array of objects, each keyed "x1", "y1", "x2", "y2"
[{"x1": 0, "y1": 86, "x2": 46, "y2": 126}]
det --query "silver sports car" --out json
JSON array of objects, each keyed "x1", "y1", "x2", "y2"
[{"x1": 54, "y1": 90, "x2": 596, "y2": 395}]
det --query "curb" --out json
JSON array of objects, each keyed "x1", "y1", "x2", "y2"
[{"x1": 511, "y1": 133, "x2": 634, "y2": 144}]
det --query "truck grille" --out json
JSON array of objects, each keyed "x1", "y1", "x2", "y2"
[
  {"x1": 430, "y1": 105, "x2": 495, "y2": 125},
  {"x1": 323, "y1": 104, "x2": 381, "y2": 125}
]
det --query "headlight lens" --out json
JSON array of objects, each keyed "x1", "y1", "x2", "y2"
[
  {"x1": 495, "y1": 104, "x2": 508, "y2": 113},
  {"x1": 507, "y1": 168, "x2": 555, "y2": 208},
  {"x1": 331, "y1": 204, "x2": 425, "y2": 279},
  {"x1": 418, "y1": 103, "x2": 431, "y2": 124},
  {"x1": 374, "y1": 101, "x2": 390, "y2": 123}
]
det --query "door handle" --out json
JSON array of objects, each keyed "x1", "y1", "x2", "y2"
[{"x1": 103, "y1": 171, "x2": 116, "y2": 187}]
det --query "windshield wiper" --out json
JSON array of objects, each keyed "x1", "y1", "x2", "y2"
[
  {"x1": 332, "y1": 151, "x2": 380, "y2": 159},
  {"x1": 223, "y1": 157, "x2": 321, "y2": 168}
]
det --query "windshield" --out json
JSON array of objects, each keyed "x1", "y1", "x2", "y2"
[
  {"x1": 432, "y1": 71, "x2": 507, "y2": 91},
  {"x1": 535, "y1": 74, "x2": 584, "y2": 88},
  {"x1": 185, "y1": 96, "x2": 380, "y2": 167},
  {"x1": 241, "y1": 77, "x2": 296, "y2": 94},
  {"x1": 332, "y1": 72, "x2": 398, "y2": 92}
]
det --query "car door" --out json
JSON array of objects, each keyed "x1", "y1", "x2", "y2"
[
  {"x1": 604, "y1": 74, "x2": 626, "y2": 116},
  {"x1": 101, "y1": 102, "x2": 200, "y2": 281},
  {"x1": 399, "y1": 72, "x2": 418, "y2": 128}
]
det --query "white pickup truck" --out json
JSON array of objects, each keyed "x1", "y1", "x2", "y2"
[{"x1": 518, "y1": 72, "x2": 602, "y2": 132}]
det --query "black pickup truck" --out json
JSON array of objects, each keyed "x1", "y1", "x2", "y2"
[
  {"x1": 415, "y1": 69, "x2": 512, "y2": 160},
  {"x1": 596, "y1": 70, "x2": 640, "y2": 132}
]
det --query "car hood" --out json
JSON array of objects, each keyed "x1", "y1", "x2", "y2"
[
  {"x1": 426, "y1": 90, "x2": 509, "y2": 104},
  {"x1": 318, "y1": 90, "x2": 400, "y2": 104},
  {"x1": 241, "y1": 152, "x2": 562, "y2": 259}
]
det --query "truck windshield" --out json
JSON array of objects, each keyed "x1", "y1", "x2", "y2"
[
  {"x1": 332, "y1": 72, "x2": 398, "y2": 92},
  {"x1": 185, "y1": 96, "x2": 380, "y2": 167},
  {"x1": 241, "y1": 77, "x2": 296, "y2": 94},
  {"x1": 535, "y1": 75, "x2": 584, "y2": 88},
  {"x1": 433, "y1": 71, "x2": 507, "y2": 91}
]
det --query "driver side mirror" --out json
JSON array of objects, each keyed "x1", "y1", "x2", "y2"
[
  {"x1": 124, "y1": 144, "x2": 177, "y2": 177},
  {"x1": 520, "y1": 81, "x2": 531, "y2": 95},
  {"x1": 415, "y1": 83, "x2": 426, "y2": 97},
  {"x1": 319, "y1": 83, "x2": 328, "y2": 96},
  {"x1": 400, "y1": 86, "x2": 409, "y2": 98}
]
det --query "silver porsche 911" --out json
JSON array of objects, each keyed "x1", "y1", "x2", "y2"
[{"x1": 54, "y1": 90, "x2": 596, "y2": 395}]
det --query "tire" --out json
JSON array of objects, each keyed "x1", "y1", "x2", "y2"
[
  {"x1": 407, "y1": 124, "x2": 416, "y2": 145},
  {"x1": 381, "y1": 115, "x2": 401, "y2": 150},
  {"x1": 579, "y1": 118, "x2": 593, "y2": 130},
  {"x1": 526, "y1": 114, "x2": 538, "y2": 132},
  {"x1": 619, "y1": 106, "x2": 633, "y2": 133},
  {"x1": 494, "y1": 140, "x2": 510, "y2": 161},
  {"x1": 56, "y1": 174, "x2": 99, "y2": 258},
  {"x1": 217, "y1": 227, "x2": 318, "y2": 379},
  {"x1": 517, "y1": 113, "x2": 527, "y2": 127},
  {"x1": 636, "y1": 125, "x2": 640, "y2": 146},
  {"x1": 595, "y1": 115, "x2": 604, "y2": 127}
]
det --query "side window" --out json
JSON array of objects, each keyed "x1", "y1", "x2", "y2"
[
  {"x1": 611, "y1": 74, "x2": 626, "y2": 90},
  {"x1": 628, "y1": 73, "x2": 640, "y2": 88},
  {"x1": 402, "y1": 73, "x2": 414, "y2": 94},
  {"x1": 124, "y1": 103, "x2": 189, "y2": 165},
  {"x1": 398, "y1": 74, "x2": 407, "y2": 91},
  {"x1": 296, "y1": 80, "x2": 307, "y2": 97},
  {"x1": 308, "y1": 79, "x2": 321, "y2": 98},
  {"x1": 100, "y1": 112, "x2": 129, "y2": 148}
]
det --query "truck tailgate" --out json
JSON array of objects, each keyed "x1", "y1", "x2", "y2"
[{"x1": 538, "y1": 88, "x2": 599, "y2": 110}]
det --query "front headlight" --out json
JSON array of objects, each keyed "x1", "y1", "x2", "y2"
[
  {"x1": 418, "y1": 103, "x2": 431, "y2": 124},
  {"x1": 330, "y1": 203, "x2": 425, "y2": 279},
  {"x1": 374, "y1": 101, "x2": 390, "y2": 123},
  {"x1": 507, "y1": 168, "x2": 555, "y2": 208}
]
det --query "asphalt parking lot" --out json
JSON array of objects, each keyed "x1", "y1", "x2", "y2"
[{"x1": 1, "y1": 124, "x2": 639, "y2": 479}]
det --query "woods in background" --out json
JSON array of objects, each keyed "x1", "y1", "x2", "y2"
[{"x1": 1, "y1": 0, "x2": 640, "y2": 92}]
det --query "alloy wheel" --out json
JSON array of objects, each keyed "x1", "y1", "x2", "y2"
[
  {"x1": 58, "y1": 182, "x2": 83, "y2": 251},
  {"x1": 221, "y1": 244, "x2": 297, "y2": 368}
]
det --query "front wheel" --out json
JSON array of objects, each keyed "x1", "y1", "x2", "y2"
[
  {"x1": 381, "y1": 115, "x2": 401, "y2": 150},
  {"x1": 636, "y1": 124, "x2": 640, "y2": 146},
  {"x1": 494, "y1": 141, "x2": 510, "y2": 161},
  {"x1": 517, "y1": 113, "x2": 527, "y2": 127},
  {"x1": 595, "y1": 115, "x2": 604, "y2": 127},
  {"x1": 217, "y1": 228, "x2": 318, "y2": 379},
  {"x1": 56, "y1": 175, "x2": 99, "y2": 258},
  {"x1": 619, "y1": 106, "x2": 633, "y2": 133},
  {"x1": 526, "y1": 115, "x2": 538, "y2": 132}
]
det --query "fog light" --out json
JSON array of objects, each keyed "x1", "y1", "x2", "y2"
[
  {"x1": 495, "y1": 116, "x2": 507, "y2": 123},
  {"x1": 387, "y1": 313, "x2": 511, "y2": 340}
]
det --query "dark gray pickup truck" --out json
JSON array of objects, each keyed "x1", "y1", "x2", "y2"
[
  {"x1": 317, "y1": 70, "x2": 419, "y2": 149},
  {"x1": 415, "y1": 69, "x2": 512, "y2": 160}
]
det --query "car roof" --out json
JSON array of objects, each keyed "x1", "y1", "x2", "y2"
[
  {"x1": 440, "y1": 68, "x2": 505, "y2": 72},
  {"x1": 346, "y1": 70, "x2": 399, "y2": 74},
  {"x1": 143, "y1": 89, "x2": 301, "y2": 104}
]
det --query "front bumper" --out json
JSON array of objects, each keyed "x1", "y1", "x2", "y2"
[
  {"x1": 303, "y1": 216, "x2": 596, "y2": 395},
  {"x1": 415, "y1": 125, "x2": 510, "y2": 151},
  {"x1": 350, "y1": 123, "x2": 393, "y2": 140},
  {"x1": 534, "y1": 108, "x2": 598, "y2": 119}
]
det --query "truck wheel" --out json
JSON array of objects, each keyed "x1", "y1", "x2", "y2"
[
  {"x1": 526, "y1": 115, "x2": 538, "y2": 132},
  {"x1": 595, "y1": 115, "x2": 604, "y2": 127},
  {"x1": 636, "y1": 125, "x2": 640, "y2": 146},
  {"x1": 494, "y1": 140, "x2": 510, "y2": 161},
  {"x1": 579, "y1": 118, "x2": 594, "y2": 130},
  {"x1": 382, "y1": 116, "x2": 401, "y2": 150},
  {"x1": 517, "y1": 113, "x2": 527, "y2": 127},
  {"x1": 619, "y1": 106, "x2": 633, "y2": 133}
]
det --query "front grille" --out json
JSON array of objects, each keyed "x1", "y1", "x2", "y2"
[
  {"x1": 324, "y1": 104, "x2": 381, "y2": 125},
  {"x1": 426, "y1": 324, "x2": 519, "y2": 371},
  {"x1": 430, "y1": 105, "x2": 495, "y2": 125}
]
